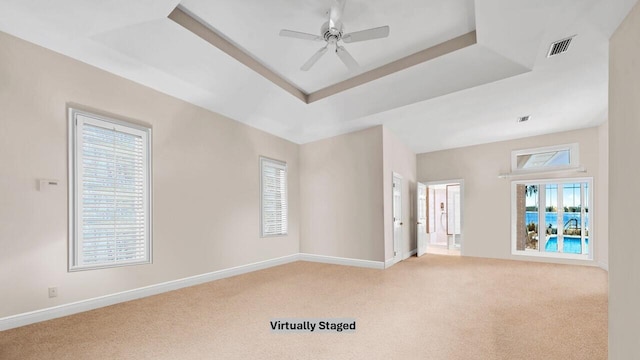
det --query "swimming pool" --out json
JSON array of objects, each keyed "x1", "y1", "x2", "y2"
[{"x1": 544, "y1": 236, "x2": 589, "y2": 254}]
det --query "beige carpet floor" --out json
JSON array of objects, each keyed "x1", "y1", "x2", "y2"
[{"x1": 0, "y1": 255, "x2": 608, "y2": 360}]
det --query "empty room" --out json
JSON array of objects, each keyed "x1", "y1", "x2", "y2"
[{"x1": 1, "y1": 0, "x2": 639, "y2": 359}]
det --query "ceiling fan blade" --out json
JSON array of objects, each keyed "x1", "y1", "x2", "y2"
[
  {"x1": 329, "y1": 0, "x2": 346, "y2": 30},
  {"x1": 279, "y1": 29, "x2": 323, "y2": 41},
  {"x1": 336, "y1": 45, "x2": 359, "y2": 71},
  {"x1": 342, "y1": 26, "x2": 390, "y2": 43},
  {"x1": 301, "y1": 46, "x2": 329, "y2": 71}
]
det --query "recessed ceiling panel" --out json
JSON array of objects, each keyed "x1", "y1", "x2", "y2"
[
  {"x1": 0, "y1": 0, "x2": 634, "y2": 154},
  {"x1": 180, "y1": 0, "x2": 476, "y2": 93}
]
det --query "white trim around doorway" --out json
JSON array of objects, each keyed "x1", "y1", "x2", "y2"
[{"x1": 420, "y1": 179, "x2": 465, "y2": 255}]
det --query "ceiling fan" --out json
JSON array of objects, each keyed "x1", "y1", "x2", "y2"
[{"x1": 279, "y1": 0, "x2": 390, "y2": 71}]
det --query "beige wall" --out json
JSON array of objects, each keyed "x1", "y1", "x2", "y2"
[
  {"x1": 596, "y1": 121, "x2": 609, "y2": 269},
  {"x1": 609, "y1": 2, "x2": 640, "y2": 357},
  {"x1": 417, "y1": 127, "x2": 608, "y2": 267},
  {"x1": 299, "y1": 126, "x2": 384, "y2": 261},
  {"x1": 298, "y1": 125, "x2": 417, "y2": 264},
  {"x1": 382, "y1": 127, "x2": 417, "y2": 262},
  {"x1": 0, "y1": 31, "x2": 300, "y2": 318}
]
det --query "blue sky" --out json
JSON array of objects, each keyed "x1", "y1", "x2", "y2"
[{"x1": 525, "y1": 183, "x2": 588, "y2": 209}]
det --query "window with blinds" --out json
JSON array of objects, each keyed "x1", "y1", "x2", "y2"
[
  {"x1": 69, "y1": 109, "x2": 152, "y2": 270},
  {"x1": 260, "y1": 157, "x2": 288, "y2": 237}
]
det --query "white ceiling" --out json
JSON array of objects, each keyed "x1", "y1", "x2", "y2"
[
  {"x1": 179, "y1": 0, "x2": 476, "y2": 93},
  {"x1": 0, "y1": 0, "x2": 637, "y2": 153}
]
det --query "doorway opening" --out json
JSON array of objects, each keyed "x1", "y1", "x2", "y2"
[{"x1": 417, "y1": 180, "x2": 463, "y2": 257}]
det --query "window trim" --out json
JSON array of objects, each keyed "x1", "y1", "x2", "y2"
[
  {"x1": 511, "y1": 143, "x2": 579, "y2": 174},
  {"x1": 260, "y1": 156, "x2": 288, "y2": 237},
  {"x1": 510, "y1": 176, "x2": 593, "y2": 261},
  {"x1": 68, "y1": 108, "x2": 153, "y2": 271}
]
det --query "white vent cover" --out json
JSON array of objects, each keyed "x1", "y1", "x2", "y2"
[{"x1": 547, "y1": 36, "x2": 575, "y2": 57}]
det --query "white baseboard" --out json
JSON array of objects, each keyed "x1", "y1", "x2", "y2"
[
  {"x1": 0, "y1": 254, "x2": 300, "y2": 331},
  {"x1": 384, "y1": 258, "x2": 395, "y2": 268},
  {"x1": 385, "y1": 249, "x2": 417, "y2": 268},
  {"x1": 0, "y1": 253, "x2": 388, "y2": 331},
  {"x1": 598, "y1": 261, "x2": 609, "y2": 271},
  {"x1": 299, "y1": 253, "x2": 385, "y2": 269},
  {"x1": 404, "y1": 249, "x2": 417, "y2": 259}
]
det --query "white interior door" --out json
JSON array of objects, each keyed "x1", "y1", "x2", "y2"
[
  {"x1": 392, "y1": 174, "x2": 403, "y2": 263},
  {"x1": 417, "y1": 183, "x2": 427, "y2": 257},
  {"x1": 446, "y1": 184, "x2": 461, "y2": 248},
  {"x1": 427, "y1": 186, "x2": 435, "y2": 235}
]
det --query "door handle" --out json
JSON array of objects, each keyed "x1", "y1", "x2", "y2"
[
  {"x1": 400, "y1": 222, "x2": 403, "y2": 225},
  {"x1": 417, "y1": 222, "x2": 423, "y2": 225}
]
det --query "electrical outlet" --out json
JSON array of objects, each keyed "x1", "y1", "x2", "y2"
[{"x1": 48, "y1": 287, "x2": 58, "y2": 298}]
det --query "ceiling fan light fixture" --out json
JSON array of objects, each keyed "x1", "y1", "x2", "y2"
[{"x1": 278, "y1": 0, "x2": 390, "y2": 71}]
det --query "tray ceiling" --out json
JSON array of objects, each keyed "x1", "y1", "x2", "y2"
[{"x1": 0, "y1": 0, "x2": 637, "y2": 152}]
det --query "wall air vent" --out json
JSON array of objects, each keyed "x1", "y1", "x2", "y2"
[
  {"x1": 518, "y1": 115, "x2": 530, "y2": 123},
  {"x1": 547, "y1": 36, "x2": 575, "y2": 57}
]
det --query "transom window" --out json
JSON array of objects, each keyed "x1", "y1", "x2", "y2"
[
  {"x1": 69, "y1": 109, "x2": 152, "y2": 271},
  {"x1": 511, "y1": 143, "x2": 579, "y2": 173},
  {"x1": 511, "y1": 178, "x2": 592, "y2": 260}
]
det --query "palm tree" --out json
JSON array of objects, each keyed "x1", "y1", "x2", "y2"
[{"x1": 525, "y1": 185, "x2": 538, "y2": 197}]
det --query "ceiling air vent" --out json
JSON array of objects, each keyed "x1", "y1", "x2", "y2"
[
  {"x1": 547, "y1": 36, "x2": 575, "y2": 57},
  {"x1": 518, "y1": 115, "x2": 530, "y2": 123}
]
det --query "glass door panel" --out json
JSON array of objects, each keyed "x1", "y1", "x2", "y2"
[
  {"x1": 562, "y1": 183, "x2": 582, "y2": 254},
  {"x1": 525, "y1": 185, "x2": 539, "y2": 251},
  {"x1": 583, "y1": 183, "x2": 590, "y2": 255},
  {"x1": 544, "y1": 184, "x2": 559, "y2": 252}
]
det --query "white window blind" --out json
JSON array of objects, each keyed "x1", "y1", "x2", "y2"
[
  {"x1": 69, "y1": 109, "x2": 152, "y2": 270},
  {"x1": 260, "y1": 157, "x2": 287, "y2": 237}
]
